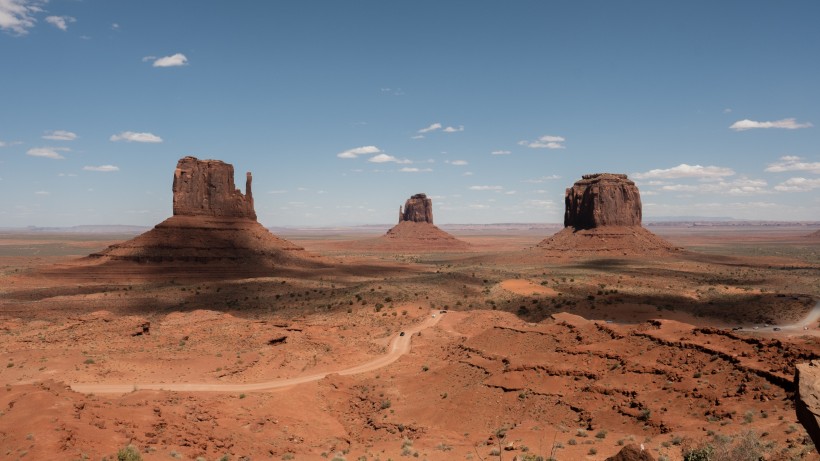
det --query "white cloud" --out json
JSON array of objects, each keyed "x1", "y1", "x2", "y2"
[
  {"x1": 518, "y1": 135, "x2": 566, "y2": 149},
  {"x1": 729, "y1": 118, "x2": 812, "y2": 131},
  {"x1": 765, "y1": 156, "x2": 820, "y2": 174},
  {"x1": 0, "y1": 0, "x2": 44, "y2": 35},
  {"x1": 632, "y1": 164, "x2": 735, "y2": 180},
  {"x1": 27, "y1": 147, "x2": 68, "y2": 159},
  {"x1": 42, "y1": 130, "x2": 77, "y2": 141},
  {"x1": 0, "y1": 141, "x2": 6, "y2": 147},
  {"x1": 337, "y1": 145, "x2": 381, "y2": 159},
  {"x1": 110, "y1": 131, "x2": 163, "y2": 143},
  {"x1": 141, "y1": 55, "x2": 157, "y2": 62},
  {"x1": 34, "y1": 190, "x2": 49, "y2": 196},
  {"x1": 411, "y1": 135, "x2": 425, "y2": 140},
  {"x1": 504, "y1": 190, "x2": 517, "y2": 195},
  {"x1": 45, "y1": 15, "x2": 75, "y2": 31},
  {"x1": 150, "y1": 53, "x2": 188, "y2": 68},
  {"x1": 443, "y1": 125, "x2": 464, "y2": 133},
  {"x1": 463, "y1": 171, "x2": 473, "y2": 176},
  {"x1": 469, "y1": 185, "x2": 503, "y2": 191},
  {"x1": 418, "y1": 123, "x2": 442, "y2": 134},
  {"x1": 111, "y1": 23, "x2": 119, "y2": 30},
  {"x1": 368, "y1": 153, "x2": 411, "y2": 164},
  {"x1": 491, "y1": 150, "x2": 511, "y2": 155},
  {"x1": 83, "y1": 165, "x2": 119, "y2": 172},
  {"x1": 774, "y1": 177, "x2": 820, "y2": 192},
  {"x1": 449, "y1": 160, "x2": 468, "y2": 166},
  {"x1": 400, "y1": 167, "x2": 432, "y2": 173}
]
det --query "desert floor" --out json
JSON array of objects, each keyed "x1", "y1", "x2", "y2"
[{"x1": 1, "y1": 224, "x2": 819, "y2": 461}]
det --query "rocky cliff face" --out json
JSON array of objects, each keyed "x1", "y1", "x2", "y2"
[
  {"x1": 172, "y1": 156, "x2": 256, "y2": 220},
  {"x1": 564, "y1": 173, "x2": 641, "y2": 229},
  {"x1": 399, "y1": 193, "x2": 434, "y2": 224},
  {"x1": 796, "y1": 360, "x2": 820, "y2": 451}
]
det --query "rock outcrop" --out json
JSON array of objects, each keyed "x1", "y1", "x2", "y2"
[
  {"x1": 399, "y1": 193, "x2": 434, "y2": 224},
  {"x1": 604, "y1": 444, "x2": 655, "y2": 461},
  {"x1": 172, "y1": 156, "x2": 256, "y2": 219},
  {"x1": 83, "y1": 157, "x2": 318, "y2": 277},
  {"x1": 564, "y1": 173, "x2": 641, "y2": 229},
  {"x1": 539, "y1": 173, "x2": 676, "y2": 256},
  {"x1": 796, "y1": 360, "x2": 820, "y2": 451}
]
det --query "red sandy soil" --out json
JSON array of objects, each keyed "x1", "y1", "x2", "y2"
[{"x1": 0, "y1": 225, "x2": 819, "y2": 460}]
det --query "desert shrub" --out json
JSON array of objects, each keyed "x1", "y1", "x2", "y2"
[{"x1": 116, "y1": 445, "x2": 142, "y2": 461}]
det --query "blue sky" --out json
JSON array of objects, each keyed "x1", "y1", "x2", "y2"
[{"x1": 1, "y1": 1, "x2": 819, "y2": 227}]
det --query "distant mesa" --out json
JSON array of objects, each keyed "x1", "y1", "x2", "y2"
[
  {"x1": 807, "y1": 229, "x2": 820, "y2": 240},
  {"x1": 349, "y1": 193, "x2": 470, "y2": 252},
  {"x1": 539, "y1": 173, "x2": 677, "y2": 255},
  {"x1": 81, "y1": 156, "x2": 318, "y2": 276}
]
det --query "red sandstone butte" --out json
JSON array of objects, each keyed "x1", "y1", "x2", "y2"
[{"x1": 539, "y1": 173, "x2": 676, "y2": 255}]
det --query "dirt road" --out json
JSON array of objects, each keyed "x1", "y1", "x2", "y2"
[{"x1": 70, "y1": 311, "x2": 443, "y2": 394}]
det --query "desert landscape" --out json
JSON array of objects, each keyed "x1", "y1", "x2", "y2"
[{"x1": 1, "y1": 158, "x2": 819, "y2": 461}]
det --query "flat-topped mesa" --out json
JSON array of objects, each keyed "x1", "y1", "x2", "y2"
[
  {"x1": 564, "y1": 173, "x2": 641, "y2": 229},
  {"x1": 172, "y1": 156, "x2": 256, "y2": 220},
  {"x1": 399, "y1": 193, "x2": 434, "y2": 224}
]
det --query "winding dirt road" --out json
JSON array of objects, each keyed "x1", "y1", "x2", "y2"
[{"x1": 70, "y1": 311, "x2": 442, "y2": 395}]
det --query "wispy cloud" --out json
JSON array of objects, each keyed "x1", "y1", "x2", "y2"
[
  {"x1": 83, "y1": 165, "x2": 119, "y2": 172},
  {"x1": 337, "y1": 145, "x2": 381, "y2": 159},
  {"x1": 518, "y1": 135, "x2": 566, "y2": 149},
  {"x1": 368, "y1": 153, "x2": 411, "y2": 164},
  {"x1": 146, "y1": 53, "x2": 189, "y2": 68},
  {"x1": 469, "y1": 185, "x2": 503, "y2": 191},
  {"x1": 0, "y1": 0, "x2": 45, "y2": 35},
  {"x1": 43, "y1": 130, "x2": 77, "y2": 141},
  {"x1": 729, "y1": 118, "x2": 812, "y2": 131},
  {"x1": 773, "y1": 177, "x2": 820, "y2": 192},
  {"x1": 34, "y1": 190, "x2": 49, "y2": 196},
  {"x1": 418, "y1": 123, "x2": 442, "y2": 134},
  {"x1": 443, "y1": 125, "x2": 464, "y2": 133},
  {"x1": 491, "y1": 150, "x2": 511, "y2": 155},
  {"x1": 400, "y1": 167, "x2": 432, "y2": 173},
  {"x1": 110, "y1": 131, "x2": 163, "y2": 143},
  {"x1": 447, "y1": 160, "x2": 468, "y2": 166},
  {"x1": 27, "y1": 147, "x2": 68, "y2": 159},
  {"x1": 765, "y1": 156, "x2": 820, "y2": 174},
  {"x1": 522, "y1": 175, "x2": 561, "y2": 183},
  {"x1": 633, "y1": 164, "x2": 735, "y2": 180},
  {"x1": 45, "y1": 15, "x2": 75, "y2": 31},
  {"x1": 659, "y1": 178, "x2": 768, "y2": 196}
]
